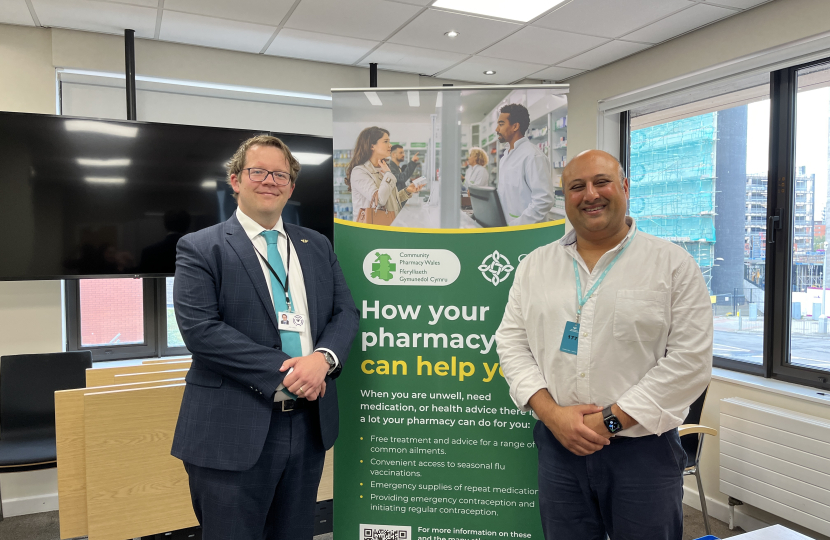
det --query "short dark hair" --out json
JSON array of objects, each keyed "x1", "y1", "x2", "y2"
[
  {"x1": 500, "y1": 103, "x2": 530, "y2": 136},
  {"x1": 391, "y1": 144, "x2": 403, "y2": 152}
]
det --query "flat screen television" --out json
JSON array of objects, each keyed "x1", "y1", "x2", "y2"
[{"x1": 0, "y1": 112, "x2": 333, "y2": 280}]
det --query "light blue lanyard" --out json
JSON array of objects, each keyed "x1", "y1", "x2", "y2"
[{"x1": 573, "y1": 229, "x2": 637, "y2": 323}]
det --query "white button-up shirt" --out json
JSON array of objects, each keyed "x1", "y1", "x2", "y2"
[
  {"x1": 496, "y1": 218, "x2": 712, "y2": 437},
  {"x1": 496, "y1": 137, "x2": 555, "y2": 226},
  {"x1": 236, "y1": 208, "x2": 338, "y2": 400}
]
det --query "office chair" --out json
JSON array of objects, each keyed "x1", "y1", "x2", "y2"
[
  {"x1": 0, "y1": 351, "x2": 92, "y2": 520},
  {"x1": 679, "y1": 386, "x2": 718, "y2": 536}
]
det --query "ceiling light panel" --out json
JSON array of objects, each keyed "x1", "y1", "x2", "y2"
[
  {"x1": 408, "y1": 91, "x2": 420, "y2": 107},
  {"x1": 432, "y1": 0, "x2": 568, "y2": 22},
  {"x1": 65, "y1": 120, "x2": 139, "y2": 138},
  {"x1": 365, "y1": 92, "x2": 383, "y2": 106},
  {"x1": 388, "y1": 9, "x2": 520, "y2": 54},
  {"x1": 85, "y1": 177, "x2": 127, "y2": 185},
  {"x1": 266, "y1": 29, "x2": 378, "y2": 65},
  {"x1": 31, "y1": 0, "x2": 157, "y2": 38},
  {"x1": 163, "y1": 0, "x2": 296, "y2": 26},
  {"x1": 292, "y1": 152, "x2": 331, "y2": 165},
  {"x1": 77, "y1": 158, "x2": 132, "y2": 167}
]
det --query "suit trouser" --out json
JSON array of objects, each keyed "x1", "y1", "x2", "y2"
[
  {"x1": 534, "y1": 421, "x2": 685, "y2": 540},
  {"x1": 184, "y1": 401, "x2": 326, "y2": 540}
]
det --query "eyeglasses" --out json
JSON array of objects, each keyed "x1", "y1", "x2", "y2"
[{"x1": 243, "y1": 168, "x2": 292, "y2": 185}]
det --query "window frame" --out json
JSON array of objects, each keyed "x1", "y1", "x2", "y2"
[
  {"x1": 65, "y1": 277, "x2": 188, "y2": 362},
  {"x1": 622, "y1": 57, "x2": 830, "y2": 391}
]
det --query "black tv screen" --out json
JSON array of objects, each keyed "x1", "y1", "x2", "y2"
[{"x1": 0, "y1": 112, "x2": 333, "y2": 280}]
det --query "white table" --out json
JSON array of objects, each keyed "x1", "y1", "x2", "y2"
[
  {"x1": 729, "y1": 525, "x2": 814, "y2": 539},
  {"x1": 391, "y1": 198, "x2": 481, "y2": 229}
]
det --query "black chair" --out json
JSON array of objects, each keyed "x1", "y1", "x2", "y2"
[
  {"x1": 679, "y1": 386, "x2": 718, "y2": 536},
  {"x1": 0, "y1": 351, "x2": 92, "y2": 521}
]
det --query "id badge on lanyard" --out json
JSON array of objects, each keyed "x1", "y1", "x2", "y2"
[{"x1": 256, "y1": 232, "x2": 308, "y2": 333}]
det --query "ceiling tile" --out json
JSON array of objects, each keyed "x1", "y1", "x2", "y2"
[
  {"x1": 558, "y1": 40, "x2": 651, "y2": 70},
  {"x1": 529, "y1": 65, "x2": 586, "y2": 82},
  {"x1": 31, "y1": 0, "x2": 157, "y2": 37},
  {"x1": 159, "y1": 10, "x2": 275, "y2": 54},
  {"x1": 266, "y1": 28, "x2": 378, "y2": 65},
  {"x1": 622, "y1": 3, "x2": 735, "y2": 44},
  {"x1": 479, "y1": 26, "x2": 607, "y2": 65},
  {"x1": 440, "y1": 55, "x2": 548, "y2": 84},
  {"x1": 388, "y1": 9, "x2": 520, "y2": 55},
  {"x1": 360, "y1": 43, "x2": 468, "y2": 76},
  {"x1": 384, "y1": 0, "x2": 432, "y2": 5},
  {"x1": 534, "y1": 0, "x2": 692, "y2": 39},
  {"x1": 700, "y1": 0, "x2": 771, "y2": 8},
  {"x1": 285, "y1": 0, "x2": 422, "y2": 40},
  {"x1": 103, "y1": 0, "x2": 159, "y2": 7},
  {"x1": 163, "y1": 0, "x2": 296, "y2": 26},
  {"x1": 0, "y1": 0, "x2": 36, "y2": 26}
]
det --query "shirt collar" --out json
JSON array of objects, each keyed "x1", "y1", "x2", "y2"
[
  {"x1": 513, "y1": 137, "x2": 528, "y2": 149},
  {"x1": 236, "y1": 207, "x2": 285, "y2": 242},
  {"x1": 560, "y1": 216, "x2": 637, "y2": 252}
]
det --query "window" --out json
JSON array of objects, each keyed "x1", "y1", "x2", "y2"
[
  {"x1": 626, "y1": 61, "x2": 830, "y2": 390},
  {"x1": 66, "y1": 277, "x2": 187, "y2": 361}
]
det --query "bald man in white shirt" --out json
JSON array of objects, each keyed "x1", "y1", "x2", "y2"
[{"x1": 496, "y1": 150, "x2": 712, "y2": 540}]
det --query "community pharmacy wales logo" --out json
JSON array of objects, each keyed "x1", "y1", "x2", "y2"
[
  {"x1": 362, "y1": 249, "x2": 460, "y2": 286},
  {"x1": 478, "y1": 250, "x2": 514, "y2": 286}
]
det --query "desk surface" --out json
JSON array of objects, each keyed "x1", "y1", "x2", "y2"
[{"x1": 730, "y1": 525, "x2": 814, "y2": 539}]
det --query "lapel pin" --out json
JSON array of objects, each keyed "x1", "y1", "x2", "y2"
[{"x1": 301, "y1": 239, "x2": 309, "y2": 243}]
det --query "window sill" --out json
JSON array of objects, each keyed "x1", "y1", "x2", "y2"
[
  {"x1": 713, "y1": 367, "x2": 830, "y2": 406},
  {"x1": 91, "y1": 355, "x2": 190, "y2": 369}
]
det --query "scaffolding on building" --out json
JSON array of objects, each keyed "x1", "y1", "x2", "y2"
[{"x1": 630, "y1": 114, "x2": 718, "y2": 289}]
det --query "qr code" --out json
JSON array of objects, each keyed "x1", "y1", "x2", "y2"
[{"x1": 360, "y1": 523, "x2": 410, "y2": 540}]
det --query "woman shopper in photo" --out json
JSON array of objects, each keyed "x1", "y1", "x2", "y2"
[
  {"x1": 345, "y1": 126, "x2": 423, "y2": 223},
  {"x1": 465, "y1": 147, "x2": 490, "y2": 188}
]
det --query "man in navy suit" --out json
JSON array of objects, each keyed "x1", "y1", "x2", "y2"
[{"x1": 172, "y1": 135, "x2": 359, "y2": 540}]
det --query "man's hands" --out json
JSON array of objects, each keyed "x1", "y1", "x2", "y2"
[
  {"x1": 280, "y1": 352, "x2": 328, "y2": 401},
  {"x1": 529, "y1": 389, "x2": 611, "y2": 457}
]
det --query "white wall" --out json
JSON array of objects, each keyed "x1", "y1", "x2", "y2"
[{"x1": 563, "y1": 0, "x2": 830, "y2": 536}]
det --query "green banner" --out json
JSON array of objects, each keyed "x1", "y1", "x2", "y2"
[{"x1": 334, "y1": 219, "x2": 565, "y2": 540}]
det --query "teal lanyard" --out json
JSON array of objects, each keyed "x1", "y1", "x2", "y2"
[{"x1": 573, "y1": 229, "x2": 637, "y2": 323}]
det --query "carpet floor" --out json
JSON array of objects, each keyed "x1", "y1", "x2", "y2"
[{"x1": 0, "y1": 506, "x2": 743, "y2": 540}]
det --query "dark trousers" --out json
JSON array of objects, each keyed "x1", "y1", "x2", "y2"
[
  {"x1": 184, "y1": 403, "x2": 326, "y2": 540},
  {"x1": 534, "y1": 421, "x2": 685, "y2": 540}
]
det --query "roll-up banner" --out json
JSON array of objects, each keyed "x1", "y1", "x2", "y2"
[{"x1": 332, "y1": 85, "x2": 569, "y2": 540}]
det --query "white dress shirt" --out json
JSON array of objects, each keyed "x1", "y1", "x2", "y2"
[
  {"x1": 496, "y1": 137, "x2": 555, "y2": 226},
  {"x1": 496, "y1": 218, "x2": 713, "y2": 437},
  {"x1": 465, "y1": 164, "x2": 489, "y2": 188},
  {"x1": 236, "y1": 209, "x2": 339, "y2": 400}
]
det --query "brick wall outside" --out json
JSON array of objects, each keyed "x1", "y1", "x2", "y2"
[{"x1": 80, "y1": 279, "x2": 144, "y2": 346}]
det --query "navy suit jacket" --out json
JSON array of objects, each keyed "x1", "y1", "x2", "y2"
[{"x1": 171, "y1": 214, "x2": 359, "y2": 471}]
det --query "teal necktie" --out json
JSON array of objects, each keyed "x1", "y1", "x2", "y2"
[{"x1": 261, "y1": 230, "x2": 302, "y2": 358}]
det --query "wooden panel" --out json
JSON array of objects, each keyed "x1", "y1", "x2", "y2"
[
  {"x1": 318, "y1": 448, "x2": 333, "y2": 502},
  {"x1": 85, "y1": 361, "x2": 191, "y2": 387},
  {"x1": 114, "y1": 370, "x2": 188, "y2": 384},
  {"x1": 141, "y1": 357, "x2": 192, "y2": 365},
  {"x1": 55, "y1": 380, "x2": 188, "y2": 540},
  {"x1": 84, "y1": 385, "x2": 197, "y2": 540}
]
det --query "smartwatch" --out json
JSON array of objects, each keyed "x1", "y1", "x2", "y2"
[{"x1": 602, "y1": 405, "x2": 623, "y2": 434}]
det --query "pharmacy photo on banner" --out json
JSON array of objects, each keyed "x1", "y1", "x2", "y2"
[{"x1": 332, "y1": 85, "x2": 569, "y2": 229}]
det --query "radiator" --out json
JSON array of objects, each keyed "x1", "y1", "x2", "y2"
[{"x1": 719, "y1": 397, "x2": 830, "y2": 536}]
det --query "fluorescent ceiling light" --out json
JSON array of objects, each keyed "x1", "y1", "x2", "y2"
[
  {"x1": 292, "y1": 152, "x2": 331, "y2": 165},
  {"x1": 85, "y1": 177, "x2": 126, "y2": 185},
  {"x1": 364, "y1": 91, "x2": 383, "y2": 106},
  {"x1": 66, "y1": 120, "x2": 138, "y2": 138},
  {"x1": 77, "y1": 158, "x2": 131, "y2": 167},
  {"x1": 57, "y1": 68, "x2": 331, "y2": 102},
  {"x1": 201, "y1": 180, "x2": 217, "y2": 189},
  {"x1": 432, "y1": 0, "x2": 567, "y2": 22},
  {"x1": 407, "y1": 91, "x2": 420, "y2": 107}
]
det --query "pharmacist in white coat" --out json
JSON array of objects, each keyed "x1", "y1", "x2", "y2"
[
  {"x1": 465, "y1": 147, "x2": 490, "y2": 188},
  {"x1": 495, "y1": 103, "x2": 556, "y2": 225}
]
